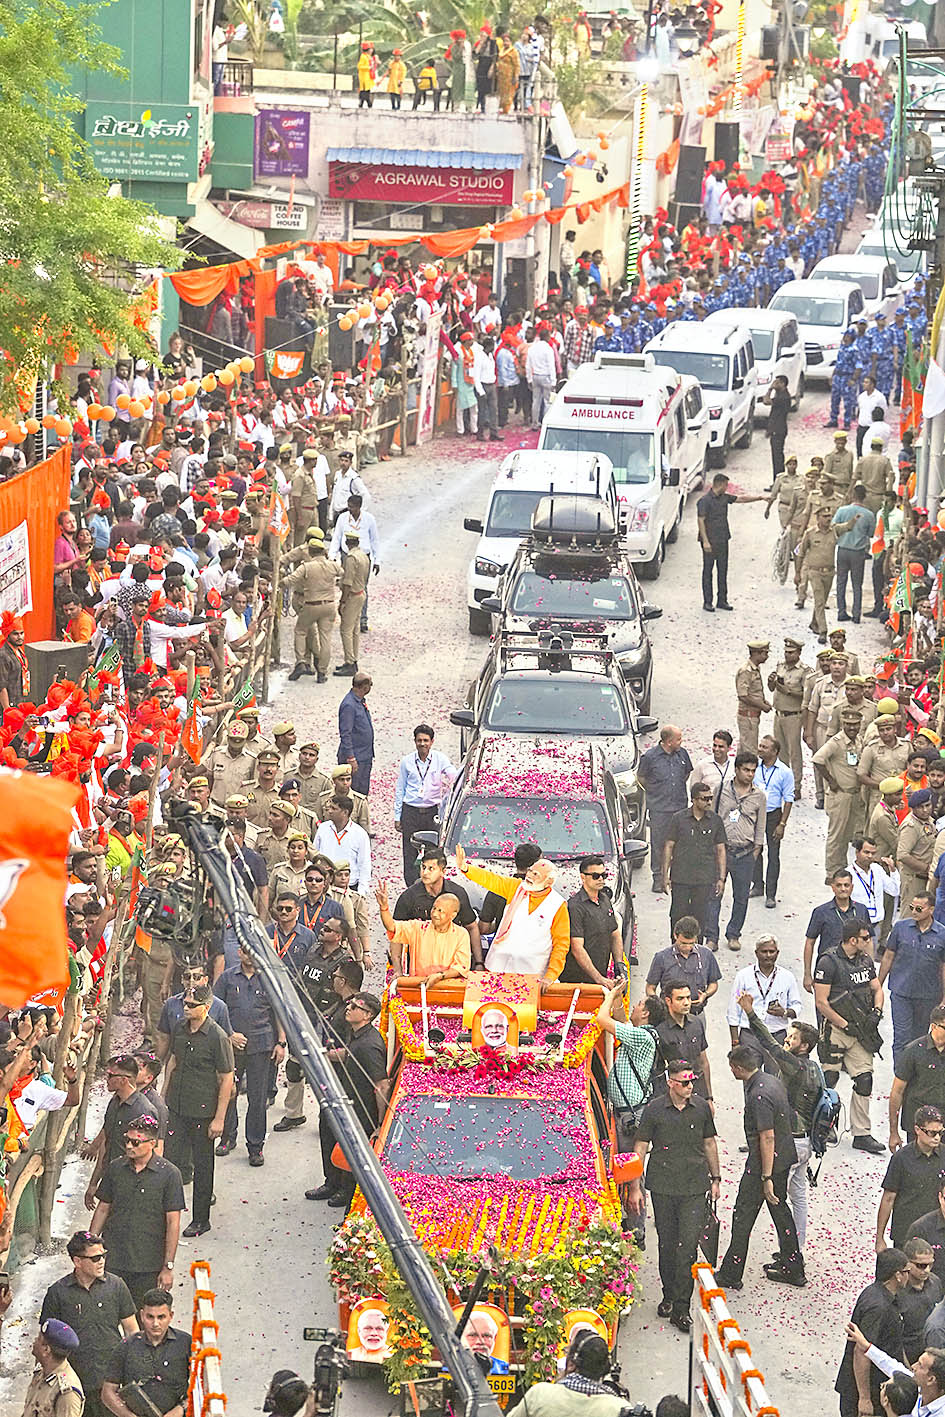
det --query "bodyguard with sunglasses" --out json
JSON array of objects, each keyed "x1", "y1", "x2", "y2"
[
  {"x1": 41, "y1": 1231, "x2": 138, "y2": 1417},
  {"x1": 560, "y1": 857, "x2": 626, "y2": 987},
  {"x1": 162, "y1": 986, "x2": 234, "y2": 1240},
  {"x1": 877, "y1": 1106, "x2": 945, "y2": 1251},
  {"x1": 90, "y1": 1117, "x2": 184, "y2": 1307}
]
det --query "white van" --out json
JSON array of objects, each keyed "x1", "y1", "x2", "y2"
[
  {"x1": 644, "y1": 322, "x2": 758, "y2": 467},
  {"x1": 537, "y1": 351, "x2": 706, "y2": 581},
  {"x1": 704, "y1": 307, "x2": 806, "y2": 411},
  {"x1": 866, "y1": 16, "x2": 927, "y2": 63},
  {"x1": 808, "y1": 254, "x2": 907, "y2": 322},
  {"x1": 768, "y1": 277, "x2": 866, "y2": 378},
  {"x1": 463, "y1": 450, "x2": 620, "y2": 634}
]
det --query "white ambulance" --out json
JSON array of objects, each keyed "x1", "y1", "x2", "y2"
[{"x1": 537, "y1": 351, "x2": 708, "y2": 580}]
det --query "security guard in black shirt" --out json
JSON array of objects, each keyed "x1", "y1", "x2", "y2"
[
  {"x1": 813, "y1": 916, "x2": 885, "y2": 1153},
  {"x1": 103, "y1": 1288, "x2": 190, "y2": 1417}
]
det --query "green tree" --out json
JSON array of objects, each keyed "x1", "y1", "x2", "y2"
[{"x1": 0, "y1": 0, "x2": 183, "y2": 411}]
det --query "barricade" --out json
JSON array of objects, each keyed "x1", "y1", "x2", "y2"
[
  {"x1": 691, "y1": 1262, "x2": 779, "y2": 1417},
  {"x1": 188, "y1": 1260, "x2": 227, "y2": 1417}
]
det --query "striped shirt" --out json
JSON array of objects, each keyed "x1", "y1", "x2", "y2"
[{"x1": 609, "y1": 1021, "x2": 658, "y2": 1111}]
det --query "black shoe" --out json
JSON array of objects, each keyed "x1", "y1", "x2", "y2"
[
  {"x1": 837, "y1": 613, "x2": 850, "y2": 622},
  {"x1": 717, "y1": 602, "x2": 734, "y2": 611},
  {"x1": 702, "y1": 603, "x2": 715, "y2": 612},
  {"x1": 764, "y1": 1266, "x2": 806, "y2": 1287},
  {"x1": 765, "y1": 897, "x2": 776, "y2": 909},
  {"x1": 852, "y1": 617, "x2": 861, "y2": 624},
  {"x1": 215, "y1": 1140, "x2": 234, "y2": 1156},
  {"x1": 316, "y1": 672, "x2": 328, "y2": 683},
  {"x1": 305, "y1": 1183, "x2": 335, "y2": 1200},
  {"x1": 713, "y1": 1272, "x2": 742, "y2": 1291},
  {"x1": 333, "y1": 663, "x2": 356, "y2": 676},
  {"x1": 273, "y1": 1115, "x2": 306, "y2": 1132},
  {"x1": 825, "y1": 421, "x2": 838, "y2": 428},
  {"x1": 670, "y1": 1312, "x2": 692, "y2": 1333},
  {"x1": 248, "y1": 1151, "x2": 264, "y2": 1167},
  {"x1": 794, "y1": 601, "x2": 805, "y2": 609},
  {"x1": 657, "y1": 1299, "x2": 674, "y2": 1318},
  {"x1": 183, "y1": 1221, "x2": 211, "y2": 1238},
  {"x1": 738, "y1": 1144, "x2": 749, "y2": 1153},
  {"x1": 302, "y1": 665, "x2": 317, "y2": 675},
  {"x1": 853, "y1": 1134, "x2": 884, "y2": 1154},
  {"x1": 651, "y1": 879, "x2": 665, "y2": 894},
  {"x1": 327, "y1": 1192, "x2": 350, "y2": 1208},
  {"x1": 748, "y1": 885, "x2": 763, "y2": 898},
  {"x1": 288, "y1": 663, "x2": 307, "y2": 681}
]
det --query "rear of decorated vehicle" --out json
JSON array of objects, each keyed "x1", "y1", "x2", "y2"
[{"x1": 328, "y1": 976, "x2": 640, "y2": 1401}]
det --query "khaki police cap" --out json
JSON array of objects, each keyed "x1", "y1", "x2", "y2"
[
  {"x1": 189, "y1": 775, "x2": 209, "y2": 787},
  {"x1": 306, "y1": 526, "x2": 326, "y2": 541},
  {"x1": 237, "y1": 707, "x2": 260, "y2": 720},
  {"x1": 331, "y1": 765, "x2": 352, "y2": 780},
  {"x1": 272, "y1": 721, "x2": 294, "y2": 736},
  {"x1": 302, "y1": 449, "x2": 319, "y2": 461},
  {"x1": 227, "y1": 719, "x2": 249, "y2": 739},
  {"x1": 846, "y1": 675, "x2": 866, "y2": 686},
  {"x1": 333, "y1": 858, "x2": 351, "y2": 870},
  {"x1": 287, "y1": 831, "x2": 309, "y2": 843},
  {"x1": 841, "y1": 708, "x2": 863, "y2": 719},
  {"x1": 747, "y1": 640, "x2": 769, "y2": 651},
  {"x1": 225, "y1": 793, "x2": 249, "y2": 808},
  {"x1": 270, "y1": 800, "x2": 296, "y2": 818},
  {"x1": 256, "y1": 748, "x2": 280, "y2": 763},
  {"x1": 879, "y1": 777, "x2": 905, "y2": 793},
  {"x1": 784, "y1": 636, "x2": 803, "y2": 649},
  {"x1": 299, "y1": 740, "x2": 320, "y2": 751}
]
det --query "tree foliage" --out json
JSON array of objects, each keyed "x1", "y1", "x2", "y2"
[{"x1": 0, "y1": 0, "x2": 183, "y2": 409}]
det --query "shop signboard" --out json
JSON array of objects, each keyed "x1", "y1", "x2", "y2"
[
  {"x1": 85, "y1": 102, "x2": 200, "y2": 182},
  {"x1": 255, "y1": 110, "x2": 311, "y2": 179},
  {"x1": 329, "y1": 163, "x2": 515, "y2": 206}
]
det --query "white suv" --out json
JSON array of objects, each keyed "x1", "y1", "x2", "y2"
[
  {"x1": 644, "y1": 322, "x2": 759, "y2": 467},
  {"x1": 705, "y1": 307, "x2": 806, "y2": 411}
]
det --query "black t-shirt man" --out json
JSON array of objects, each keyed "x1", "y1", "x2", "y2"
[
  {"x1": 695, "y1": 488, "x2": 736, "y2": 548},
  {"x1": 766, "y1": 383, "x2": 791, "y2": 439},
  {"x1": 393, "y1": 878, "x2": 477, "y2": 929},
  {"x1": 836, "y1": 1280, "x2": 905, "y2": 1412}
]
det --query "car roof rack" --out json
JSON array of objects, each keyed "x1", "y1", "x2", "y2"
[
  {"x1": 529, "y1": 494, "x2": 621, "y2": 556},
  {"x1": 496, "y1": 627, "x2": 613, "y2": 673}
]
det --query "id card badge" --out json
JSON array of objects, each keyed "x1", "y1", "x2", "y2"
[
  {"x1": 846, "y1": 751, "x2": 859, "y2": 766},
  {"x1": 729, "y1": 809, "x2": 740, "y2": 823}
]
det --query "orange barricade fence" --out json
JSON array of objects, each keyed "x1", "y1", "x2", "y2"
[
  {"x1": 691, "y1": 1263, "x2": 778, "y2": 1417},
  {"x1": 0, "y1": 444, "x2": 71, "y2": 641},
  {"x1": 188, "y1": 1261, "x2": 227, "y2": 1417}
]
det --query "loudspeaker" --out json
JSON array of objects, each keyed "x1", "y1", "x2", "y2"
[
  {"x1": 714, "y1": 121, "x2": 739, "y2": 172},
  {"x1": 670, "y1": 202, "x2": 702, "y2": 232},
  {"x1": 327, "y1": 303, "x2": 356, "y2": 371},
  {"x1": 760, "y1": 24, "x2": 780, "y2": 59},
  {"x1": 25, "y1": 641, "x2": 90, "y2": 707},
  {"x1": 675, "y1": 145, "x2": 706, "y2": 208}
]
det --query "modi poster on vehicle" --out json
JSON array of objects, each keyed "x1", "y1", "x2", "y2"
[{"x1": 0, "y1": 521, "x2": 32, "y2": 618}]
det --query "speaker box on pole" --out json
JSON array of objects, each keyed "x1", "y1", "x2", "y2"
[
  {"x1": 714, "y1": 121, "x2": 739, "y2": 172},
  {"x1": 327, "y1": 303, "x2": 357, "y2": 371},
  {"x1": 25, "y1": 641, "x2": 90, "y2": 707},
  {"x1": 675, "y1": 145, "x2": 706, "y2": 208}
]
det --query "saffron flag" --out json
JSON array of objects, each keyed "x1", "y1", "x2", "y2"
[
  {"x1": 181, "y1": 700, "x2": 203, "y2": 765},
  {"x1": 922, "y1": 355, "x2": 945, "y2": 421},
  {"x1": 0, "y1": 771, "x2": 79, "y2": 1008},
  {"x1": 269, "y1": 490, "x2": 290, "y2": 541}
]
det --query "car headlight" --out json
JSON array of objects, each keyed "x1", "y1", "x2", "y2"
[
  {"x1": 823, "y1": 342, "x2": 840, "y2": 351},
  {"x1": 626, "y1": 506, "x2": 650, "y2": 533},
  {"x1": 475, "y1": 557, "x2": 503, "y2": 577}
]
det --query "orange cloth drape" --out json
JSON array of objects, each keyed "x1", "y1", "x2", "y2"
[
  {"x1": 169, "y1": 257, "x2": 262, "y2": 306},
  {"x1": 0, "y1": 444, "x2": 70, "y2": 640}
]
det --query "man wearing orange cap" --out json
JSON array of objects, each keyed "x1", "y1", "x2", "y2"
[
  {"x1": 357, "y1": 41, "x2": 376, "y2": 107},
  {"x1": 387, "y1": 49, "x2": 406, "y2": 108},
  {"x1": 0, "y1": 613, "x2": 29, "y2": 715}
]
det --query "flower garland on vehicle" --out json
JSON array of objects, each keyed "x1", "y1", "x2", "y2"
[
  {"x1": 328, "y1": 1215, "x2": 639, "y2": 1389},
  {"x1": 386, "y1": 996, "x2": 600, "y2": 1072}
]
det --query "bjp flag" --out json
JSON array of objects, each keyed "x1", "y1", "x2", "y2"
[{"x1": 0, "y1": 771, "x2": 79, "y2": 1009}]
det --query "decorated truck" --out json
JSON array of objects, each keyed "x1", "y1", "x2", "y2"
[{"x1": 328, "y1": 973, "x2": 641, "y2": 1401}]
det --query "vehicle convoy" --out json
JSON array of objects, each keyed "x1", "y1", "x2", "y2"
[
  {"x1": 644, "y1": 321, "x2": 758, "y2": 469},
  {"x1": 464, "y1": 450, "x2": 621, "y2": 635},
  {"x1": 768, "y1": 277, "x2": 866, "y2": 377},
  {"x1": 807, "y1": 253, "x2": 908, "y2": 322},
  {"x1": 329, "y1": 971, "x2": 641, "y2": 1400},
  {"x1": 703, "y1": 307, "x2": 806, "y2": 411},
  {"x1": 481, "y1": 493, "x2": 662, "y2": 713},
  {"x1": 537, "y1": 351, "x2": 709, "y2": 581}
]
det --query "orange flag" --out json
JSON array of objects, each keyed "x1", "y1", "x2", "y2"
[
  {"x1": 0, "y1": 771, "x2": 79, "y2": 1009},
  {"x1": 181, "y1": 705, "x2": 203, "y2": 765}
]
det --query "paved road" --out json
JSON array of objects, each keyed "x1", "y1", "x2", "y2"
[{"x1": 0, "y1": 246, "x2": 899, "y2": 1417}]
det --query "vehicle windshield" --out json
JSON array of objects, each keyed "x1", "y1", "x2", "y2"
[
  {"x1": 811, "y1": 268, "x2": 880, "y2": 300},
  {"x1": 484, "y1": 675, "x2": 628, "y2": 734},
  {"x1": 748, "y1": 328, "x2": 773, "y2": 360},
  {"x1": 859, "y1": 241, "x2": 923, "y2": 275},
  {"x1": 510, "y1": 570, "x2": 636, "y2": 622},
  {"x1": 540, "y1": 427, "x2": 654, "y2": 486},
  {"x1": 449, "y1": 794, "x2": 613, "y2": 859},
  {"x1": 485, "y1": 490, "x2": 547, "y2": 537},
  {"x1": 649, "y1": 350, "x2": 730, "y2": 391},
  {"x1": 771, "y1": 292, "x2": 845, "y2": 326},
  {"x1": 383, "y1": 1095, "x2": 589, "y2": 1179}
]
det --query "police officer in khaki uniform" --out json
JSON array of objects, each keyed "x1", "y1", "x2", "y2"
[
  {"x1": 335, "y1": 530, "x2": 371, "y2": 675},
  {"x1": 764, "y1": 455, "x2": 804, "y2": 529},
  {"x1": 823, "y1": 430, "x2": 854, "y2": 497},
  {"x1": 255, "y1": 799, "x2": 297, "y2": 871},
  {"x1": 735, "y1": 641, "x2": 771, "y2": 754},
  {"x1": 245, "y1": 748, "x2": 282, "y2": 827},
  {"x1": 21, "y1": 1320, "x2": 84, "y2": 1417},
  {"x1": 297, "y1": 740, "x2": 333, "y2": 810},
  {"x1": 827, "y1": 676, "x2": 878, "y2": 737},
  {"x1": 798, "y1": 505, "x2": 854, "y2": 642},
  {"x1": 827, "y1": 626, "x2": 861, "y2": 676},
  {"x1": 855, "y1": 435, "x2": 895, "y2": 513},
  {"x1": 805, "y1": 652, "x2": 849, "y2": 810},
  {"x1": 897, "y1": 789, "x2": 937, "y2": 908},
  {"x1": 768, "y1": 636, "x2": 810, "y2": 796},
  {"x1": 813, "y1": 707, "x2": 866, "y2": 877},
  {"x1": 225, "y1": 792, "x2": 259, "y2": 847},
  {"x1": 289, "y1": 449, "x2": 323, "y2": 547},
  {"x1": 237, "y1": 707, "x2": 273, "y2": 759},
  {"x1": 793, "y1": 467, "x2": 823, "y2": 606},
  {"x1": 284, "y1": 530, "x2": 340, "y2": 683},
  {"x1": 859, "y1": 717, "x2": 909, "y2": 820},
  {"x1": 205, "y1": 719, "x2": 256, "y2": 807},
  {"x1": 317, "y1": 764, "x2": 372, "y2": 835}
]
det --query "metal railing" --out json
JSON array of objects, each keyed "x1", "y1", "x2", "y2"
[
  {"x1": 690, "y1": 1262, "x2": 780, "y2": 1417},
  {"x1": 217, "y1": 58, "x2": 253, "y2": 96}
]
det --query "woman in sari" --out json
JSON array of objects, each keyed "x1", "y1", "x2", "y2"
[{"x1": 496, "y1": 34, "x2": 519, "y2": 115}]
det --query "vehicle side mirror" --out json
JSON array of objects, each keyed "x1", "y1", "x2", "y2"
[
  {"x1": 411, "y1": 830, "x2": 439, "y2": 849},
  {"x1": 480, "y1": 596, "x2": 501, "y2": 613},
  {"x1": 622, "y1": 838, "x2": 649, "y2": 866},
  {"x1": 732, "y1": 375, "x2": 744, "y2": 389},
  {"x1": 635, "y1": 715, "x2": 659, "y2": 733},
  {"x1": 464, "y1": 517, "x2": 483, "y2": 533},
  {"x1": 449, "y1": 708, "x2": 475, "y2": 729},
  {"x1": 667, "y1": 467, "x2": 681, "y2": 487},
  {"x1": 642, "y1": 603, "x2": 663, "y2": 621}
]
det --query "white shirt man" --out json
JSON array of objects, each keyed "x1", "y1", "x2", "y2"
[
  {"x1": 856, "y1": 385, "x2": 888, "y2": 431},
  {"x1": 308, "y1": 259, "x2": 334, "y2": 303},
  {"x1": 472, "y1": 342, "x2": 496, "y2": 396},
  {"x1": 329, "y1": 508, "x2": 380, "y2": 563},
  {"x1": 313, "y1": 817, "x2": 371, "y2": 895},
  {"x1": 525, "y1": 338, "x2": 557, "y2": 387},
  {"x1": 849, "y1": 845, "x2": 898, "y2": 928},
  {"x1": 329, "y1": 468, "x2": 370, "y2": 521},
  {"x1": 474, "y1": 301, "x2": 501, "y2": 336},
  {"x1": 726, "y1": 954, "x2": 802, "y2": 1037}
]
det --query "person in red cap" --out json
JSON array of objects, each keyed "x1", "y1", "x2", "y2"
[
  {"x1": 357, "y1": 41, "x2": 376, "y2": 107},
  {"x1": 387, "y1": 48, "x2": 406, "y2": 108},
  {"x1": 0, "y1": 612, "x2": 29, "y2": 715}
]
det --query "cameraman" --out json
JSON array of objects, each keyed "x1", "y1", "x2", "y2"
[
  {"x1": 813, "y1": 916, "x2": 885, "y2": 1155},
  {"x1": 506, "y1": 1333, "x2": 628, "y2": 1416},
  {"x1": 263, "y1": 1371, "x2": 313, "y2": 1417}
]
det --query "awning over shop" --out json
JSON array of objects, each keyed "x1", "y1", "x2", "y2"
[
  {"x1": 326, "y1": 147, "x2": 524, "y2": 169},
  {"x1": 186, "y1": 200, "x2": 265, "y2": 261}
]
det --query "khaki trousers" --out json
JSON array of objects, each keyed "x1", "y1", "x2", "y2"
[
  {"x1": 737, "y1": 712, "x2": 760, "y2": 755},
  {"x1": 294, "y1": 601, "x2": 336, "y2": 672},
  {"x1": 824, "y1": 787, "x2": 863, "y2": 876},
  {"x1": 339, "y1": 591, "x2": 365, "y2": 664},
  {"x1": 824, "y1": 1021, "x2": 873, "y2": 1135},
  {"x1": 774, "y1": 711, "x2": 804, "y2": 795},
  {"x1": 808, "y1": 568, "x2": 834, "y2": 634},
  {"x1": 139, "y1": 946, "x2": 171, "y2": 1045}
]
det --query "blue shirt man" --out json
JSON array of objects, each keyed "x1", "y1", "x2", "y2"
[
  {"x1": 338, "y1": 675, "x2": 375, "y2": 796},
  {"x1": 880, "y1": 894, "x2": 945, "y2": 1066},
  {"x1": 833, "y1": 499, "x2": 876, "y2": 553},
  {"x1": 638, "y1": 728, "x2": 694, "y2": 890}
]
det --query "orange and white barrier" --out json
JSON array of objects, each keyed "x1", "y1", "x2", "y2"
[
  {"x1": 188, "y1": 1261, "x2": 226, "y2": 1417},
  {"x1": 690, "y1": 1263, "x2": 779, "y2": 1417}
]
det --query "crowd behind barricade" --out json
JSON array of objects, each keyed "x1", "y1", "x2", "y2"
[{"x1": 6, "y1": 40, "x2": 945, "y2": 1417}]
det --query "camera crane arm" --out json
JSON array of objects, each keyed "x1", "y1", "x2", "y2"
[{"x1": 169, "y1": 803, "x2": 502, "y2": 1417}]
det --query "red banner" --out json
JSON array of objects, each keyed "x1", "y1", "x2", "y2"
[{"x1": 328, "y1": 163, "x2": 515, "y2": 207}]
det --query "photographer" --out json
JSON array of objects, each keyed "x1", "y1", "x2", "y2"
[
  {"x1": 813, "y1": 916, "x2": 885, "y2": 1155},
  {"x1": 506, "y1": 1332, "x2": 628, "y2": 1416},
  {"x1": 263, "y1": 1370, "x2": 313, "y2": 1417}
]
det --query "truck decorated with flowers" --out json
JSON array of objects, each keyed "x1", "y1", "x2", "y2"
[{"x1": 328, "y1": 972, "x2": 640, "y2": 1400}]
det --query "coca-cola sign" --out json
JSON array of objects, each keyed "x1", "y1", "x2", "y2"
[{"x1": 328, "y1": 162, "x2": 515, "y2": 206}]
